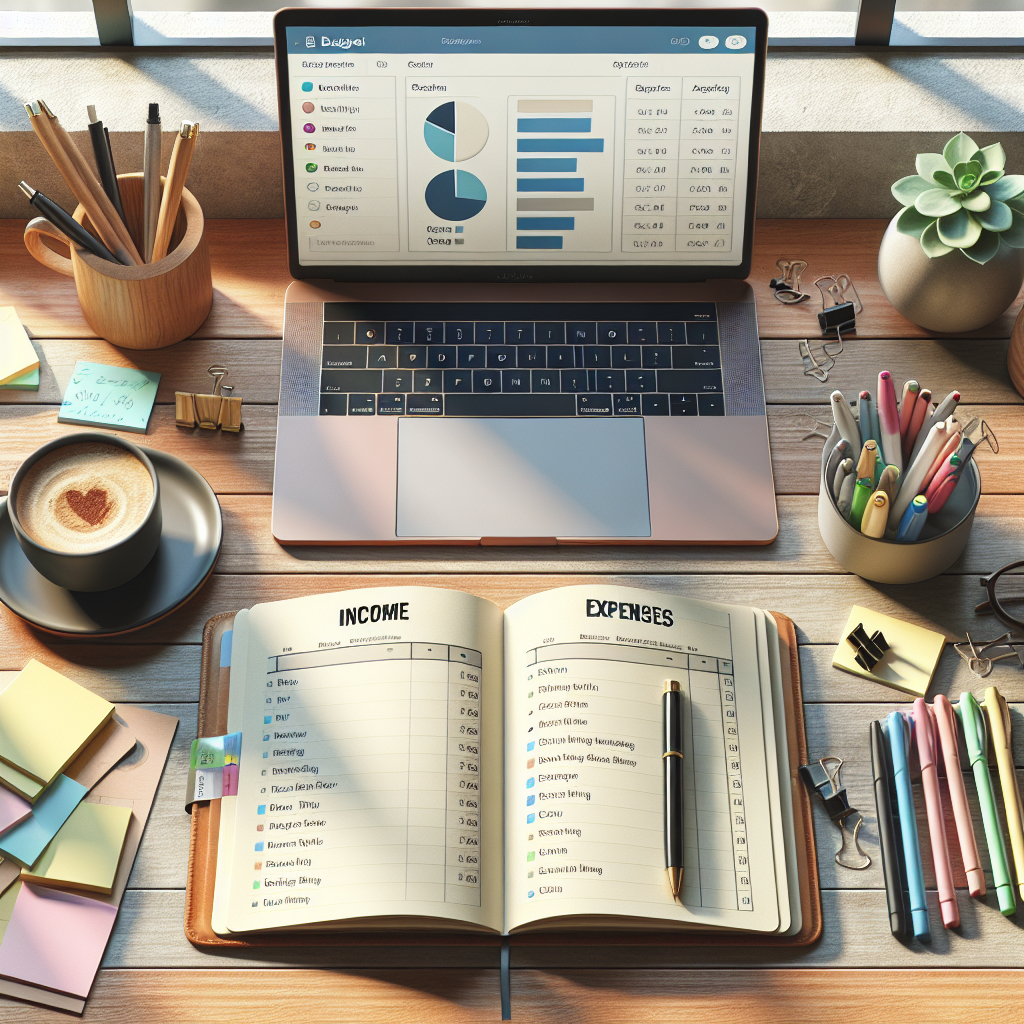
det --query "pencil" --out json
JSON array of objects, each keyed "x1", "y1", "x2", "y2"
[
  {"x1": 151, "y1": 121, "x2": 198, "y2": 262},
  {"x1": 86, "y1": 104, "x2": 127, "y2": 225},
  {"x1": 29, "y1": 100, "x2": 141, "y2": 265},
  {"x1": 143, "y1": 103, "x2": 162, "y2": 262}
]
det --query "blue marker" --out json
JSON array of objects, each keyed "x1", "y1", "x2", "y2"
[
  {"x1": 896, "y1": 494, "x2": 928, "y2": 543},
  {"x1": 886, "y1": 712, "x2": 930, "y2": 940},
  {"x1": 858, "y1": 390, "x2": 880, "y2": 448}
]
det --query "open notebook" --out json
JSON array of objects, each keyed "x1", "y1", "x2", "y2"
[{"x1": 209, "y1": 585, "x2": 803, "y2": 938}]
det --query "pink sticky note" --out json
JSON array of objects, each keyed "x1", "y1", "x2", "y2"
[
  {"x1": 0, "y1": 788, "x2": 31, "y2": 836},
  {"x1": 0, "y1": 883, "x2": 117, "y2": 998}
]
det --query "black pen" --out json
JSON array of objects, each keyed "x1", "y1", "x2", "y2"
[
  {"x1": 663, "y1": 679, "x2": 684, "y2": 898},
  {"x1": 18, "y1": 181, "x2": 121, "y2": 264},
  {"x1": 86, "y1": 104, "x2": 127, "y2": 225},
  {"x1": 870, "y1": 719, "x2": 908, "y2": 938}
]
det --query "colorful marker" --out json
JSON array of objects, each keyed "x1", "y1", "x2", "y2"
[
  {"x1": 899, "y1": 379, "x2": 920, "y2": 445},
  {"x1": 849, "y1": 477, "x2": 874, "y2": 530},
  {"x1": 911, "y1": 390, "x2": 960, "y2": 464},
  {"x1": 859, "y1": 390, "x2": 879, "y2": 448},
  {"x1": 896, "y1": 495, "x2": 928, "y2": 542},
  {"x1": 861, "y1": 491, "x2": 889, "y2": 538},
  {"x1": 904, "y1": 386, "x2": 931, "y2": 460},
  {"x1": 876, "y1": 371, "x2": 902, "y2": 473},
  {"x1": 830, "y1": 390, "x2": 861, "y2": 451}
]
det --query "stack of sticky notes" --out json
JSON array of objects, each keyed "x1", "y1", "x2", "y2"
[
  {"x1": 58, "y1": 361, "x2": 160, "y2": 433},
  {"x1": 834, "y1": 605, "x2": 946, "y2": 697},
  {"x1": 0, "y1": 661, "x2": 115, "y2": 866},
  {"x1": 0, "y1": 307, "x2": 40, "y2": 391}
]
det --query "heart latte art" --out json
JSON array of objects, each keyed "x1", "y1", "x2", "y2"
[{"x1": 15, "y1": 443, "x2": 154, "y2": 553}]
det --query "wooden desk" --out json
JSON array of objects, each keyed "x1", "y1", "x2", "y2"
[{"x1": 1, "y1": 219, "x2": 1022, "y2": 1024}]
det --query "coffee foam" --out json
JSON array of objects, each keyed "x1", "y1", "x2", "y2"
[{"x1": 15, "y1": 443, "x2": 154, "y2": 553}]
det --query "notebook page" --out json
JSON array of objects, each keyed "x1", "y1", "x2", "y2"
[
  {"x1": 503, "y1": 585, "x2": 780, "y2": 934},
  {"x1": 219, "y1": 587, "x2": 504, "y2": 934}
]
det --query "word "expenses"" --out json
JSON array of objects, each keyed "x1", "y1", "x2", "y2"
[{"x1": 585, "y1": 599, "x2": 674, "y2": 627}]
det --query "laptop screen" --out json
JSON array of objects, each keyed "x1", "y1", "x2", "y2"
[{"x1": 275, "y1": 11, "x2": 766, "y2": 282}]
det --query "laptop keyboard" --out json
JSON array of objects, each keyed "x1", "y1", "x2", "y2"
[{"x1": 317, "y1": 303, "x2": 726, "y2": 417}]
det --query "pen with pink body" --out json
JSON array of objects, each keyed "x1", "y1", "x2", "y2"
[
  {"x1": 913, "y1": 698, "x2": 960, "y2": 927},
  {"x1": 931, "y1": 696, "x2": 986, "y2": 897}
]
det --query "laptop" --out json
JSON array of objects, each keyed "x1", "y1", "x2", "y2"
[{"x1": 271, "y1": 8, "x2": 776, "y2": 545}]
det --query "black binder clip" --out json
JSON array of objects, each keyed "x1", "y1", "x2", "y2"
[
  {"x1": 847, "y1": 623, "x2": 890, "y2": 672},
  {"x1": 799, "y1": 756, "x2": 871, "y2": 870}
]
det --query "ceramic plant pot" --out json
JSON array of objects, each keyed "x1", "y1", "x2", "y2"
[{"x1": 877, "y1": 215, "x2": 1024, "y2": 333}]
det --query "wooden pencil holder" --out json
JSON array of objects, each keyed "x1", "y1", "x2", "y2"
[{"x1": 22, "y1": 172, "x2": 212, "y2": 350}]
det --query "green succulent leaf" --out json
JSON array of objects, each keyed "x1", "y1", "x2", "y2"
[
  {"x1": 895, "y1": 204, "x2": 935, "y2": 238},
  {"x1": 943, "y1": 132, "x2": 979, "y2": 168},
  {"x1": 961, "y1": 190, "x2": 991, "y2": 213},
  {"x1": 980, "y1": 169, "x2": 1005, "y2": 186},
  {"x1": 954, "y1": 160, "x2": 983, "y2": 192},
  {"x1": 976, "y1": 199, "x2": 1013, "y2": 232},
  {"x1": 1007, "y1": 196, "x2": 1024, "y2": 215},
  {"x1": 1000, "y1": 210, "x2": 1024, "y2": 248},
  {"x1": 962, "y1": 229, "x2": 1001, "y2": 265},
  {"x1": 936, "y1": 208, "x2": 982, "y2": 248},
  {"x1": 982, "y1": 174, "x2": 1024, "y2": 200},
  {"x1": 976, "y1": 143, "x2": 1006, "y2": 173},
  {"x1": 916, "y1": 153, "x2": 956, "y2": 188},
  {"x1": 920, "y1": 222, "x2": 954, "y2": 258},
  {"x1": 892, "y1": 175, "x2": 935, "y2": 205},
  {"x1": 915, "y1": 188, "x2": 963, "y2": 217}
]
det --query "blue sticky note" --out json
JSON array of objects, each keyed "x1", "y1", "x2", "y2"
[
  {"x1": 0, "y1": 774, "x2": 87, "y2": 868},
  {"x1": 57, "y1": 361, "x2": 160, "y2": 434}
]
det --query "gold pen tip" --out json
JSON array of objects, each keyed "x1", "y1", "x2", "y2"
[
  {"x1": 668, "y1": 867, "x2": 682, "y2": 897},
  {"x1": 664, "y1": 679, "x2": 680, "y2": 693}
]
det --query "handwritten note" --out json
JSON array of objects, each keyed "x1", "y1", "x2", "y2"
[{"x1": 57, "y1": 362, "x2": 160, "y2": 434}]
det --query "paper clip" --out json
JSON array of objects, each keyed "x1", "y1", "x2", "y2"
[
  {"x1": 175, "y1": 365, "x2": 244, "y2": 432},
  {"x1": 770, "y1": 258, "x2": 810, "y2": 304},
  {"x1": 954, "y1": 632, "x2": 1024, "y2": 678},
  {"x1": 797, "y1": 274, "x2": 862, "y2": 383}
]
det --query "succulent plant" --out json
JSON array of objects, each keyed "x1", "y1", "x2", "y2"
[{"x1": 892, "y1": 132, "x2": 1024, "y2": 265}]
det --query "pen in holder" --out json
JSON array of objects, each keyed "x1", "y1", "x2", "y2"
[
  {"x1": 22, "y1": 172, "x2": 212, "y2": 350},
  {"x1": 818, "y1": 424, "x2": 980, "y2": 584}
]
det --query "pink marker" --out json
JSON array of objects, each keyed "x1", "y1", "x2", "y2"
[
  {"x1": 899, "y1": 380, "x2": 920, "y2": 442},
  {"x1": 931, "y1": 697, "x2": 985, "y2": 897},
  {"x1": 926, "y1": 471, "x2": 960, "y2": 514},
  {"x1": 904, "y1": 387, "x2": 931, "y2": 460},
  {"x1": 876, "y1": 371, "x2": 902, "y2": 472},
  {"x1": 920, "y1": 424, "x2": 962, "y2": 494},
  {"x1": 914, "y1": 698, "x2": 960, "y2": 927}
]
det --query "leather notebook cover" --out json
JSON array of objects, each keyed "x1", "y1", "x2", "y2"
[{"x1": 185, "y1": 607, "x2": 822, "y2": 950}]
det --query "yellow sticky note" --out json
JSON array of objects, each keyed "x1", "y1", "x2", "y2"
[
  {"x1": 21, "y1": 802, "x2": 131, "y2": 895},
  {"x1": 834, "y1": 606, "x2": 946, "y2": 697},
  {"x1": 0, "y1": 307, "x2": 39, "y2": 386},
  {"x1": 0, "y1": 661, "x2": 114, "y2": 786}
]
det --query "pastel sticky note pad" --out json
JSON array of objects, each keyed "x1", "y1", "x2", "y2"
[
  {"x1": 22, "y1": 802, "x2": 131, "y2": 895},
  {"x1": 0, "y1": 307, "x2": 39, "y2": 386},
  {"x1": 0, "y1": 366, "x2": 39, "y2": 390},
  {"x1": 0, "y1": 786, "x2": 31, "y2": 836},
  {"x1": 833, "y1": 605, "x2": 946, "y2": 697},
  {"x1": 0, "y1": 883, "x2": 117, "y2": 999},
  {"x1": 0, "y1": 659, "x2": 114, "y2": 786},
  {"x1": 0, "y1": 762, "x2": 43, "y2": 803},
  {"x1": 0, "y1": 775, "x2": 87, "y2": 868},
  {"x1": 0, "y1": 879, "x2": 20, "y2": 944},
  {"x1": 57, "y1": 361, "x2": 160, "y2": 434}
]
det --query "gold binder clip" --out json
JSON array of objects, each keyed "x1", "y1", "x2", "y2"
[{"x1": 174, "y1": 365, "x2": 242, "y2": 431}]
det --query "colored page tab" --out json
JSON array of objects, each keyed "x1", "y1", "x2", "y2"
[
  {"x1": 0, "y1": 775, "x2": 88, "y2": 868},
  {"x1": 0, "y1": 763, "x2": 43, "y2": 803},
  {"x1": 57, "y1": 361, "x2": 160, "y2": 434},
  {"x1": 22, "y1": 801, "x2": 132, "y2": 895},
  {"x1": 0, "y1": 883, "x2": 118, "y2": 998},
  {"x1": 0, "y1": 660, "x2": 114, "y2": 786}
]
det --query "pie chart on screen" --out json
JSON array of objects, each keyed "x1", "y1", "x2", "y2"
[
  {"x1": 425, "y1": 170, "x2": 487, "y2": 221},
  {"x1": 424, "y1": 102, "x2": 489, "y2": 162}
]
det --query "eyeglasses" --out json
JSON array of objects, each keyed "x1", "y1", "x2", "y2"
[{"x1": 976, "y1": 559, "x2": 1024, "y2": 631}]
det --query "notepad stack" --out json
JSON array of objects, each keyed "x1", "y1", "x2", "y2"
[
  {"x1": 0, "y1": 307, "x2": 40, "y2": 391},
  {"x1": 0, "y1": 660, "x2": 178, "y2": 1013}
]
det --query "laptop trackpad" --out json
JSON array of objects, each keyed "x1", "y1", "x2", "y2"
[{"x1": 396, "y1": 418, "x2": 651, "y2": 538}]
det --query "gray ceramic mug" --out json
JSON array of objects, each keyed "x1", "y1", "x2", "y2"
[{"x1": 7, "y1": 433, "x2": 162, "y2": 592}]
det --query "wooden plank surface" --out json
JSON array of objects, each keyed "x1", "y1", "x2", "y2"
[
  {"x1": 4, "y1": 217, "x2": 1024, "y2": 343},
  {"x1": 1, "y1": 217, "x2": 1022, "y2": 1016},
  {"x1": 6, "y1": 968, "x2": 1020, "y2": 1024}
]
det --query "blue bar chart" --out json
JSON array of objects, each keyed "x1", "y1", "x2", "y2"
[{"x1": 508, "y1": 96, "x2": 614, "y2": 252}]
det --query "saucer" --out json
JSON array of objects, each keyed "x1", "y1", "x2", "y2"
[{"x1": 0, "y1": 449, "x2": 222, "y2": 636}]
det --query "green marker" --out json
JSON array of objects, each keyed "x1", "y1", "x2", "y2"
[
  {"x1": 848, "y1": 477, "x2": 873, "y2": 530},
  {"x1": 956, "y1": 692, "x2": 1016, "y2": 916}
]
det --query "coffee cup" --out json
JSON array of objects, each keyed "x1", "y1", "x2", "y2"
[{"x1": 7, "y1": 433, "x2": 162, "y2": 592}]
